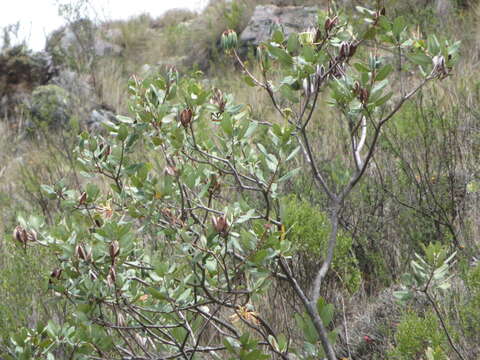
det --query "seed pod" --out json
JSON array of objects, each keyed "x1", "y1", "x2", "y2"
[
  {"x1": 339, "y1": 41, "x2": 351, "y2": 59},
  {"x1": 117, "y1": 313, "x2": 126, "y2": 327},
  {"x1": 349, "y1": 42, "x2": 358, "y2": 57},
  {"x1": 75, "y1": 244, "x2": 87, "y2": 261},
  {"x1": 85, "y1": 246, "x2": 93, "y2": 262},
  {"x1": 104, "y1": 145, "x2": 111, "y2": 159},
  {"x1": 180, "y1": 108, "x2": 193, "y2": 128},
  {"x1": 316, "y1": 65, "x2": 325, "y2": 78},
  {"x1": 353, "y1": 81, "x2": 361, "y2": 95},
  {"x1": 212, "y1": 215, "x2": 230, "y2": 236},
  {"x1": 107, "y1": 266, "x2": 116, "y2": 286},
  {"x1": 89, "y1": 269, "x2": 98, "y2": 281},
  {"x1": 26, "y1": 229, "x2": 37, "y2": 242},
  {"x1": 165, "y1": 165, "x2": 177, "y2": 177},
  {"x1": 324, "y1": 16, "x2": 338, "y2": 32},
  {"x1": 110, "y1": 240, "x2": 120, "y2": 259},
  {"x1": 13, "y1": 226, "x2": 23, "y2": 244},
  {"x1": 78, "y1": 192, "x2": 87, "y2": 206},
  {"x1": 359, "y1": 88, "x2": 370, "y2": 103},
  {"x1": 431, "y1": 55, "x2": 448, "y2": 79},
  {"x1": 50, "y1": 268, "x2": 62, "y2": 280}
]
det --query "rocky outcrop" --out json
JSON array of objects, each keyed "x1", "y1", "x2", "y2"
[
  {"x1": 46, "y1": 19, "x2": 123, "y2": 65},
  {"x1": 240, "y1": 5, "x2": 318, "y2": 47},
  {"x1": 0, "y1": 46, "x2": 55, "y2": 121}
]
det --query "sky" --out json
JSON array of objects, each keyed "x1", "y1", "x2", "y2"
[{"x1": 0, "y1": 0, "x2": 209, "y2": 51}]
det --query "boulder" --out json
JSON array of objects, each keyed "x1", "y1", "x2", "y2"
[
  {"x1": 240, "y1": 5, "x2": 318, "y2": 47},
  {"x1": 46, "y1": 19, "x2": 123, "y2": 64},
  {"x1": 87, "y1": 108, "x2": 117, "y2": 130},
  {"x1": 0, "y1": 46, "x2": 55, "y2": 122}
]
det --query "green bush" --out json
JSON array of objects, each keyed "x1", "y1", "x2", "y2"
[
  {"x1": 282, "y1": 196, "x2": 361, "y2": 293},
  {"x1": 389, "y1": 311, "x2": 448, "y2": 359},
  {"x1": 30, "y1": 85, "x2": 72, "y2": 128},
  {"x1": 460, "y1": 264, "x2": 480, "y2": 340}
]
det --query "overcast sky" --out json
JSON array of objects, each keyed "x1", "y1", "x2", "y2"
[{"x1": 0, "y1": 0, "x2": 208, "y2": 51}]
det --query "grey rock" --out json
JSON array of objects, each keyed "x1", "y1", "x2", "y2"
[
  {"x1": 47, "y1": 19, "x2": 123, "y2": 60},
  {"x1": 434, "y1": 0, "x2": 454, "y2": 17},
  {"x1": 240, "y1": 5, "x2": 318, "y2": 47},
  {"x1": 87, "y1": 108, "x2": 117, "y2": 130}
]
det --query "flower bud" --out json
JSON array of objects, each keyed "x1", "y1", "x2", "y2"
[{"x1": 221, "y1": 29, "x2": 238, "y2": 51}]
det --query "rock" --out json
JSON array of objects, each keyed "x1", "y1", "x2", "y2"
[
  {"x1": 50, "y1": 69, "x2": 97, "y2": 115},
  {"x1": 87, "y1": 108, "x2": 117, "y2": 131},
  {"x1": 46, "y1": 19, "x2": 123, "y2": 63},
  {"x1": 240, "y1": 5, "x2": 318, "y2": 47},
  {"x1": 434, "y1": 0, "x2": 454, "y2": 17},
  {"x1": 30, "y1": 84, "x2": 72, "y2": 128},
  {"x1": 0, "y1": 46, "x2": 55, "y2": 122}
]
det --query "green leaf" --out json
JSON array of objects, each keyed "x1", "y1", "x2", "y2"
[
  {"x1": 354, "y1": 62, "x2": 370, "y2": 73},
  {"x1": 267, "y1": 44, "x2": 294, "y2": 67},
  {"x1": 117, "y1": 124, "x2": 128, "y2": 141},
  {"x1": 146, "y1": 287, "x2": 168, "y2": 301},
  {"x1": 221, "y1": 115, "x2": 234, "y2": 136},
  {"x1": 375, "y1": 64, "x2": 393, "y2": 81},
  {"x1": 272, "y1": 30, "x2": 284, "y2": 44},
  {"x1": 409, "y1": 53, "x2": 431, "y2": 67},
  {"x1": 392, "y1": 16, "x2": 406, "y2": 39},
  {"x1": 244, "y1": 76, "x2": 256, "y2": 87},
  {"x1": 393, "y1": 290, "x2": 413, "y2": 303},
  {"x1": 287, "y1": 33, "x2": 300, "y2": 53},
  {"x1": 316, "y1": 297, "x2": 334, "y2": 326}
]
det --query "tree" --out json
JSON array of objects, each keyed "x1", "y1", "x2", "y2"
[{"x1": 8, "y1": 4, "x2": 458, "y2": 359}]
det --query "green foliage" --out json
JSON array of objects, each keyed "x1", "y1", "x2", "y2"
[
  {"x1": 0, "y1": 230, "x2": 55, "y2": 346},
  {"x1": 30, "y1": 85, "x2": 72, "y2": 128},
  {"x1": 459, "y1": 264, "x2": 480, "y2": 340},
  {"x1": 389, "y1": 311, "x2": 448, "y2": 360},
  {"x1": 5, "y1": 3, "x2": 460, "y2": 359},
  {"x1": 395, "y1": 242, "x2": 456, "y2": 302},
  {"x1": 282, "y1": 196, "x2": 361, "y2": 293}
]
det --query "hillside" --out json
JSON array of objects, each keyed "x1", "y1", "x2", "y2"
[{"x1": 1, "y1": 0, "x2": 480, "y2": 359}]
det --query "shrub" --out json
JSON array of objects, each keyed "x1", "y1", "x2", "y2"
[
  {"x1": 7, "y1": 3, "x2": 458, "y2": 359},
  {"x1": 30, "y1": 85, "x2": 72, "y2": 129},
  {"x1": 282, "y1": 195, "x2": 361, "y2": 293},
  {"x1": 389, "y1": 311, "x2": 448, "y2": 359}
]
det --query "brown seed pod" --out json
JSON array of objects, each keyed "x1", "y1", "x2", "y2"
[
  {"x1": 349, "y1": 42, "x2": 358, "y2": 57},
  {"x1": 78, "y1": 192, "x2": 87, "y2": 206},
  {"x1": 180, "y1": 108, "x2": 193, "y2": 128},
  {"x1": 50, "y1": 268, "x2": 62, "y2": 280},
  {"x1": 13, "y1": 226, "x2": 23, "y2": 244},
  {"x1": 75, "y1": 244, "x2": 87, "y2": 261},
  {"x1": 212, "y1": 215, "x2": 230, "y2": 236},
  {"x1": 110, "y1": 240, "x2": 120, "y2": 259},
  {"x1": 324, "y1": 16, "x2": 338, "y2": 32},
  {"x1": 107, "y1": 266, "x2": 116, "y2": 286}
]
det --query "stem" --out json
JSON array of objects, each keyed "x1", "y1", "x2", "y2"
[
  {"x1": 425, "y1": 291, "x2": 465, "y2": 360},
  {"x1": 279, "y1": 258, "x2": 337, "y2": 360}
]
